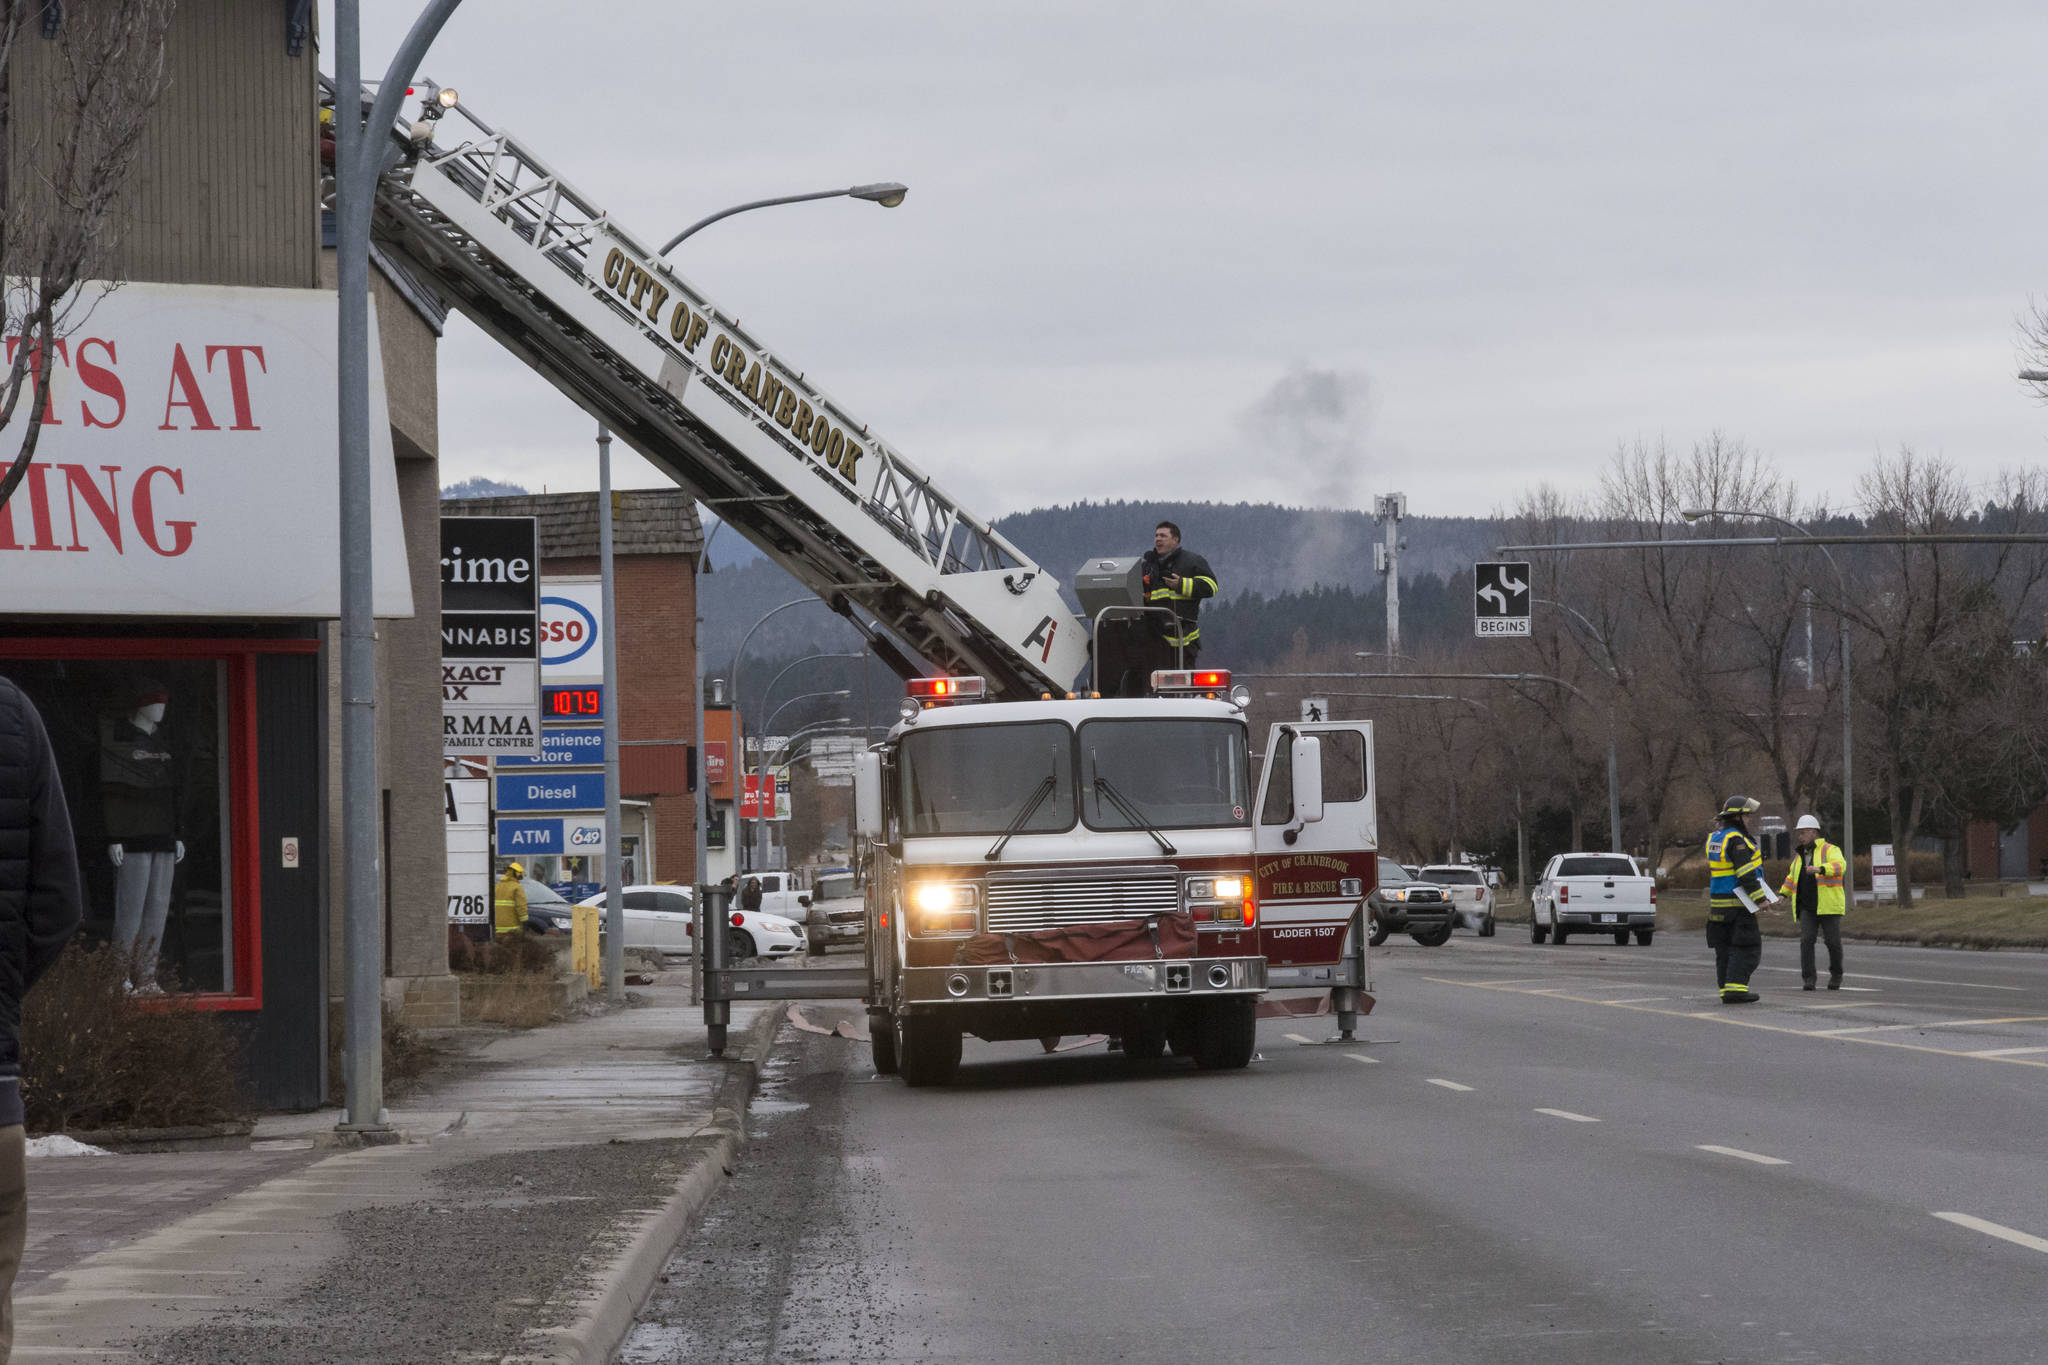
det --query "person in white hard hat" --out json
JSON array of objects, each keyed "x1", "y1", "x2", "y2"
[{"x1": 1779, "y1": 814, "x2": 1847, "y2": 989}]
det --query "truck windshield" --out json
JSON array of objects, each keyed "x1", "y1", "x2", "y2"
[
  {"x1": 1077, "y1": 719, "x2": 1249, "y2": 832},
  {"x1": 899, "y1": 721, "x2": 1075, "y2": 837}
]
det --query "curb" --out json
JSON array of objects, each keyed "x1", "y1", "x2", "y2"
[{"x1": 507, "y1": 999, "x2": 791, "y2": 1365}]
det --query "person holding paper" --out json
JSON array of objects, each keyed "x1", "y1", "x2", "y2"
[{"x1": 1704, "y1": 795, "x2": 1777, "y2": 1004}]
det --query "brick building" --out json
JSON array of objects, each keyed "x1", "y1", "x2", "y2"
[{"x1": 443, "y1": 491, "x2": 704, "y2": 882}]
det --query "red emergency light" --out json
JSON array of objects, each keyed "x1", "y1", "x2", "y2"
[
  {"x1": 1150, "y1": 669, "x2": 1232, "y2": 694},
  {"x1": 906, "y1": 675, "x2": 986, "y2": 705}
]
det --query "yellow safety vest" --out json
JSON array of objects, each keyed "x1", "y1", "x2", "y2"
[
  {"x1": 1780, "y1": 839, "x2": 1846, "y2": 915},
  {"x1": 1706, "y1": 827, "x2": 1763, "y2": 910},
  {"x1": 493, "y1": 874, "x2": 528, "y2": 936}
]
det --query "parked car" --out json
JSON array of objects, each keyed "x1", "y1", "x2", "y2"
[
  {"x1": 522, "y1": 878, "x2": 575, "y2": 935},
  {"x1": 1368, "y1": 858, "x2": 1457, "y2": 947},
  {"x1": 575, "y1": 884, "x2": 807, "y2": 960},
  {"x1": 803, "y1": 870, "x2": 865, "y2": 955},
  {"x1": 1420, "y1": 864, "x2": 1496, "y2": 937},
  {"x1": 1532, "y1": 853, "x2": 1658, "y2": 945}
]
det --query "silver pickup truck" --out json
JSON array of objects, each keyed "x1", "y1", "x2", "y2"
[
  {"x1": 1532, "y1": 853, "x2": 1658, "y2": 946},
  {"x1": 803, "y1": 871, "x2": 865, "y2": 954}
]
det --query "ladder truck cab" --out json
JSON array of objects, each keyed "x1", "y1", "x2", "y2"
[{"x1": 853, "y1": 667, "x2": 1380, "y2": 1087}]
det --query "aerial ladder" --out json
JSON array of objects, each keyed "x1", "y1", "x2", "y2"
[{"x1": 349, "y1": 81, "x2": 1090, "y2": 699}]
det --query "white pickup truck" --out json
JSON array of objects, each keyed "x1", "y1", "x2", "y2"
[{"x1": 1531, "y1": 853, "x2": 1658, "y2": 946}]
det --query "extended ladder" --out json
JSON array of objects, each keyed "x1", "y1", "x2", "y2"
[{"x1": 361, "y1": 88, "x2": 1089, "y2": 697}]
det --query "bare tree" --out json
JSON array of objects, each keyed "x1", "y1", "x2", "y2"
[{"x1": 0, "y1": 1, "x2": 177, "y2": 511}]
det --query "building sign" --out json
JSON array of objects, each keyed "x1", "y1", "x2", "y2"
[
  {"x1": 739, "y1": 772, "x2": 778, "y2": 820},
  {"x1": 539, "y1": 577, "x2": 605, "y2": 684},
  {"x1": 494, "y1": 815, "x2": 606, "y2": 855},
  {"x1": 495, "y1": 771, "x2": 606, "y2": 813},
  {"x1": 703, "y1": 739, "x2": 729, "y2": 785},
  {"x1": 496, "y1": 726, "x2": 605, "y2": 768},
  {"x1": 445, "y1": 778, "x2": 490, "y2": 923},
  {"x1": 1, "y1": 282, "x2": 412, "y2": 617},
  {"x1": 442, "y1": 516, "x2": 541, "y2": 755}
]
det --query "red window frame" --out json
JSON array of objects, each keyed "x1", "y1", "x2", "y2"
[{"x1": 0, "y1": 636, "x2": 320, "y2": 1012}]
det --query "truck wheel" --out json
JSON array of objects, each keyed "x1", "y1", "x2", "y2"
[
  {"x1": 1480, "y1": 916, "x2": 1497, "y2": 938},
  {"x1": 1166, "y1": 1019, "x2": 1200, "y2": 1058},
  {"x1": 896, "y1": 1015, "x2": 961, "y2": 1087},
  {"x1": 1552, "y1": 928, "x2": 1569, "y2": 945},
  {"x1": 1530, "y1": 917, "x2": 1549, "y2": 944},
  {"x1": 1123, "y1": 1021, "x2": 1167, "y2": 1061},
  {"x1": 1367, "y1": 912, "x2": 1391, "y2": 947},
  {"x1": 869, "y1": 1010, "x2": 899, "y2": 1075},
  {"x1": 1634, "y1": 929, "x2": 1654, "y2": 946},
  {"x1": 1409, "y1": 924, "x2": 1453, "y2": 948},
  {"x1": 1612, "y1": 930, "x2": 1629, "y2": 946},
  {"x1": 1192, "y1": 998, "x2": 1257, "y2": 1071}
]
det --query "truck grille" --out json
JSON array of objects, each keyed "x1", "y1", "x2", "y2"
[
  {"x1": 985, "y1": 875, "x2": 1181, "y2": 932},
  {"x1": 1404, "y1": 888, "x2": 1444, "y2": 903}
]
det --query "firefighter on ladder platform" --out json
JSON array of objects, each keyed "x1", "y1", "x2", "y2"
[
  {"x1": 1142, "y1": 520, "x2": 1219, "y2": 667},
  {"x1": 1705, "y1": 796, "x2": 1779, "y2": 1003}
]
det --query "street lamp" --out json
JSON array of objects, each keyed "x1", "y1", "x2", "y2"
[
  {"x1": 731, "y1": 598, "x2": 838, "y2": 874},
  {"x1": 764, "y1": 689, "x2": 852, "y2": 736},
  {"x1": 2020, "y1": 370, "x2": 2048, "y2": 382},
  {"x1": 659, "y1": 182, "x2": 909, "y2": 254},
  {"x1": 333, "y1": 0, "x2": 464, "y2": 1141},
  {"x1": 1681, "y1": 507, "x2": 1854, "y2": 897}
]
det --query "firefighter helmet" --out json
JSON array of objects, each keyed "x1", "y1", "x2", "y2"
[
  {"x1": 1719, "y1": 795, "x2": 1761, "y2": 819},
  {"x1": 505, "y1": 861, "x2": 524, "y2": 878}
]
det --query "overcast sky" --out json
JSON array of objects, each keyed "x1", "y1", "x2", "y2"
[{"x1": 358, "y1": 1, "x2": 2048, "y2": 523}]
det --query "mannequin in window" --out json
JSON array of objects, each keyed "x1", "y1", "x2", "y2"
[{"x1": 100, "y1": 682, "x2": 184, "y2": 992}]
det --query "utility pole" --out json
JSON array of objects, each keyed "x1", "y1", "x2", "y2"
[
  {"x1": 596, "y1": 426, "x2": 623, "y2": 1003},
  {"x1": 1375, "y1": 493, "x2": 1406, "y2": 665}
]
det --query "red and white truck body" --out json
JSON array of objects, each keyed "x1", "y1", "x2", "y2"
[{"x1": 854, "y1": 671, "x2": 1378, "y2": 1085}]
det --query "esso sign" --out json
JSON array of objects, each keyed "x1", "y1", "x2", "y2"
[{"x1": 539, "y1": 580, "x2": 605, "y2": 682}]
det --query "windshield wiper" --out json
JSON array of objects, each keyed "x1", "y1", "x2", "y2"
[
  {"x1": 1092, "y1": 773, "x2": 1177, "y2": 856},
  {"x1": 985, "y1": 771, "x2": 1058, "y2": 862}
]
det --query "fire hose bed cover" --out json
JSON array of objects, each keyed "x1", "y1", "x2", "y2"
[{"x1": 952, "y1": 912, "x2": 1199, "y2": 966}]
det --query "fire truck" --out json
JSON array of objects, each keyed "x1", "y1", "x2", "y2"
[
  {"x1": 349, "y1": 82, "x2": 1380, "y2": 1079},
  {"x1": 852, "y1": 668, "x2": 1377, "y2": 1086}
]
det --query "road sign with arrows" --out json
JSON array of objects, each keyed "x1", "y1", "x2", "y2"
[{"x1": 1474, "y1": 561, "x2": 1532, "y2": 636}]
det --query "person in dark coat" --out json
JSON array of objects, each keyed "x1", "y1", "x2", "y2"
[
  {"x1": 0, "y1": 676, "x2": 86, "y2": 1354},
  {"x1": 741, "y1": 877, "x2": 763, "y2": 913}
]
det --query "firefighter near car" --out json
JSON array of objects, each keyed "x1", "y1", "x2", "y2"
[
  {"x1": 852, "y1": 665, "x2": 1379, "y2": 1086},
  {"x1": 1705, "y1": 796, "x2": 1778, "y2": 1004}
]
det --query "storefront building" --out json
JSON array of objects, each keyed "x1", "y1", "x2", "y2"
[{"x1": 3, "y1": 3, "x2": 454, "y2": 1105}]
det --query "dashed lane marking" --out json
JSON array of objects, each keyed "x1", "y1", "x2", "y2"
[
  {"x1": 1697, "y1": 1144, "x2": 1789, "y2": 1166},
  {"x1": 1426, "y1": 1078, "x2": 1474, "y2": 1092},
  {"x1": 1345, "y1": 1053, "x2": 1381, "y2": 1064},
  {"x1": 1965, "y1": 1046, "x2": 2048, "y2": 1058},
  {"x1": 1534, "y1": 1108, "x2": 1600, "y2": 1123},
  {"x1": 1423, "y1": 978, "x2": 2048, "y2": 1070},
  {"x1": 1603, "y1": 996, "x2": 1670, "y2": 1004},
  {"x1": 1932, "y1": 1212, "x2": 2048, "y2": 1255},
  {"x1": 1284, "y1": 1033, "x2": 1316, "y2": 1045}
]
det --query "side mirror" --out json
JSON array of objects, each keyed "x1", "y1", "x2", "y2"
[
  {"x1": 854, "y1": 751, "x2": 884, "y2": 840},
  {"x1": 1290, "y1": 734, "x2": 1324, "y2": 827}
]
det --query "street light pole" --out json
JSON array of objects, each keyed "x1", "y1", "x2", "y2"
[
  {"x1": 731, "y1": 598, "x2": 836, "y2": 875},
  {"x1": 658, "y1": 182, "x2": 908, "y2": 254},
  {"x1": 333, "y1": 0, "x2": 463, "y2": 1139},
  {"x1": 596, "y1": 427, "x2": 624, "y2": 1002}
]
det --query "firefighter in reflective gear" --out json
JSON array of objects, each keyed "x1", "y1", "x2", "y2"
[
  {"x1": 1141, "y1": 520, "x2": 1219, "y2": 666},
  {"x1": 1706, "y1": 796, "x2": 1778, "y2": 1003},
  {"x1": 1780, "y1": 813, "x2": 1847, "y2": 990},
  {"x1": 493, "y1": 862, "x2": 529, "y2": 939}
]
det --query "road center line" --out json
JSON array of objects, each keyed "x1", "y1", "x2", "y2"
[
  {"x1": 1426, "y1": 1078, "x2": 1474, "y2": 1092},
  {"x1": 1534, "y1": 1108, "x2": 1599, "y2": 1122},
  {"x1": 1932, "y1": 1212, "x2": 2048, "y2": 1255},
  {"x1": 1812, "y1": 1015, "x2": 2048, "y2": 1037},
  {"x1": 1603, "y1": 996, "x2": 1670, "y2": 1004},
  {"x1": 1345, "y1": 1052, "x2": 1381, "y2": 1064},
  {"x1": 1696, "y1": 1144, "x2": 1788, "y2": 1166},
  {"x1": 1965, "y1": 1046, "x2": 2048, "y2": 1058}
]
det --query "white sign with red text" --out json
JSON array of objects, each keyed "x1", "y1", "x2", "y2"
[{"x1": 0, "y1": 282, "x2": 413, "y2": 617}]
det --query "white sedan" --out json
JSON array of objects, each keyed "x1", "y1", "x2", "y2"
[{"x1": 574, "y1": 884, "x2": 806, "y2": 960}]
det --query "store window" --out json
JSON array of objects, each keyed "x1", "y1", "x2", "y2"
[{"x1": 1, "y1": 658, "x2": 233, "y2": 995}]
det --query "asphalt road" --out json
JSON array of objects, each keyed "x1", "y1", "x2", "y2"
[{"x1": 620, "y1": 935, "x2": 2048, "y2": 1364}]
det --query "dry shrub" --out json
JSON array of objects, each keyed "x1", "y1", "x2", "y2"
[
  {"x1": 452, "y1": 932, "x2": 559, "y2": 977},
  {"x1": 20, "y1": 942, "x2": 244, "y2": 1134},
  {"x1": 463, "y1": 975, "x2": 560, "y2": 1028}
]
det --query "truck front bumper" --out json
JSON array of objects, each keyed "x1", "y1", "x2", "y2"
[
  {"x1": 1558, "y1": 912, "x2": 1656, "y2": 930},
  {"x1": 900, "y1": 956, "x2": 1266, "y2": 1006}
]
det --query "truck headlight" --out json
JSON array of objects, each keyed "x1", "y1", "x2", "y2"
[
  {"x1": 1186, "y1": 874, "x2": 1253, "y2": 925},
  {"x1": 908, "y1": 882, "x2": 978, "y2": 936}
]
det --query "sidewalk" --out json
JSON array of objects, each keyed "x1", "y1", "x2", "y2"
[{"x1": 18, "y1": 983, "x2": 782, "y2": 1364}]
